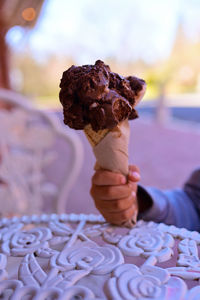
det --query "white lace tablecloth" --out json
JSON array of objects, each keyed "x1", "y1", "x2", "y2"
[{"x1": 0, "y1": 213, "x2": 200, "y2": 299}]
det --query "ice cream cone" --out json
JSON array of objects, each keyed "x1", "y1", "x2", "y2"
[{"x1": 60, "y1": 60, "x2": 147, "y2": 228}]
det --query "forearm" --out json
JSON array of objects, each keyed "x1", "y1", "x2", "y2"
[{"x1": 137, "y1": 185, "x2": 200, "y2": 232}]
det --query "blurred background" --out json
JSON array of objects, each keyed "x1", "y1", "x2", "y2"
[
  {"x1": 1, "y1": 0, "x2": 200, "y2": 115},
  {"x1": 0, "y1": 0, "x2": 200, "y2": 214}
]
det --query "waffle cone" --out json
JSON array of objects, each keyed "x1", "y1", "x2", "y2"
[
  {"x1": 84, "y1": 120, "x2": 130, "y2": 176},
  {"x1": 84, "y1": 124, "x2": 109, "y2": 147}
]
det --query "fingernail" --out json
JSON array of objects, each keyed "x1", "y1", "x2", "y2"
[
  {"x1": 131, "y1": 171, "x2": 141, "y2": 180},
  {"x1": 120, "y1": 176, "x2": 127, "y2": 184},
  {"x1": 131, "y1": 191, "x2": 136, "y2": 197}
]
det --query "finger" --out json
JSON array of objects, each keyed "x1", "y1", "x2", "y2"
[
  {"x1": 129, "y1": 165, "x2": 140, "y2": 173},
  {"x1": 128, "y1": 181, "x2": 138, "y2": 193},
  {"x1": 128, "y1": 165, "x2": 141, "y2": 182},
  {"x1": 92, "y1": 170, "x2": 126, "y2": 186},
  {"x1": 101, "y1": 204, "x2": 137, "y2": 225},
  {"x1": 94, "y1": 192, "x2": 136, "y2": 212},
  {"x1": 90, "y1": 184, "x2": 131, "y2": 200}
]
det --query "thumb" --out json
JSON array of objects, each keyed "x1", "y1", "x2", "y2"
[{"x1": 128, "y1": 165, "x2": 141, "y2": 182}]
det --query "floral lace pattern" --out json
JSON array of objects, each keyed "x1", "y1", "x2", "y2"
[{"x1": 0, "y1": 214, "x2": 199, "y2": 299}]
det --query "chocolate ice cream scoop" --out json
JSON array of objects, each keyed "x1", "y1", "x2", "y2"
[{"x1": 59, "y1": 60, "x2": 146, "y2": 132}]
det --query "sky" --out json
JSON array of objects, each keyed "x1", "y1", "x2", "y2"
[{"x1": 6, "y1": 0, "x2": 200, "y2": 65}]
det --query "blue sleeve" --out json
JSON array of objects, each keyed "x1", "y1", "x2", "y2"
[{"x1": 138, "y1": 186, "x2": 200, "y2": 232}]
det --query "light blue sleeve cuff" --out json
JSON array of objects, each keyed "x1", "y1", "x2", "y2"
[
  {"x1": 138, "y1": 187, "x2": 168, "y2": 223},
  {"x1": 138, "y1": 186, "x2": 200, "y2": 232}
]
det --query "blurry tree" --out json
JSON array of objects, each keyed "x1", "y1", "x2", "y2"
[
  {"x1": 166, "y1": 23, "x2": 200, "y2": 94},
  {"x1": 11, "y1": 52, "x2": 75, "y2": 101},
  {"x1": 145, "y1": 22, "x2": 200, "y2": 98}
]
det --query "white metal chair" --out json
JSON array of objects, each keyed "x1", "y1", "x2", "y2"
[{"x1": 0, "y1": 88, "x2": 83, "y2": 215}]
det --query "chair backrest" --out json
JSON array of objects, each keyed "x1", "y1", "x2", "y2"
[{"x1": 0, "y1": 88, "x2": 83, "y2": 216}]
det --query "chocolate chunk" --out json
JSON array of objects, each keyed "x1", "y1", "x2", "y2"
[{"x1": 89, "y1": 91, "x2": 132, "y2": 131}]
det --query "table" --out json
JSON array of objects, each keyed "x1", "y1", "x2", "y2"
[{"x1": 0, "y1": 213, "x2": 199, "y2": 299}]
